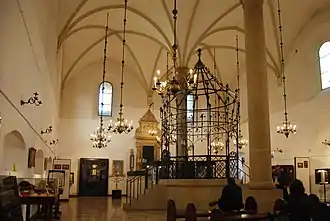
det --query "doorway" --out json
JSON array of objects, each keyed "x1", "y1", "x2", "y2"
[
  {"x1": 78, "y1": 158, "x2": 109, "y2": 196},
  {"x1": 142, "y1": 146, "x2": 154, "y2": 168}
]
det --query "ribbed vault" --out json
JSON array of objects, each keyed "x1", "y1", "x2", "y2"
[{"x1": 57, "y1": 0, "x2": 330, "y2": 95}]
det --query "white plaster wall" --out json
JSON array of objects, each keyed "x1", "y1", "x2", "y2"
[
  {"x1": 240, "y1": 20, "x2": 330, "y2": 197},
  {"x1": 59, "y1": 59, "x2": 148, "y2": 195},
  {"x1": 0, "y1": 0, "x2": 59, "y2": 178}
]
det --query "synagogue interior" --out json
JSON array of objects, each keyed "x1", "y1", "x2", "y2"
[{"x1": 1, "y1": 0, "x2": 330, "y2": 220}]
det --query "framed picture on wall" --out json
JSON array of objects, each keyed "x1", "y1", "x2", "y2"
[
  {"x1": 28, "y1": 147, "x2": 36, "y2": 168},
  {"x1": 303, "y1": 161, "x2": 308, "y2": 168},
  {"x1": 297, "y1": 163, "x2": 303, "y2": 168},
  {"x1": 112, "y1": 160, "x2": 124, "y2": 176},
  {"x1": 62, "y1": 164, "x2": 70, "y2": 170},
  {"x1": 44, "y1": 158, "x2": 48, "y2": 171}
]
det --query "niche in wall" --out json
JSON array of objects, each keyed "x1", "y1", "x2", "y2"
[
  {"x1": 34, "y1": 149, "x2": 44, "y2": 175},
  {"x1": 2, "y1": 130, "x2": 26, "y2": 174}
]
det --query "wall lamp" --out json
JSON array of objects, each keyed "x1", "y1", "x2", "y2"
[
  {"x1": 21, "y1": 92, "x2": 42, "y2": 106},
  {"x1": 41, "y1": 126, "x2": 52, "y2": 134},
  {"x1": 49, "y1": 139, "x2": 59, "y2": 146},
  {"x1": 322, "y1": 139, "x2": 330, "y2": 146}
]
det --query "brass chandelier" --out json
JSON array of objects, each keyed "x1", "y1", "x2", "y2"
[
  {"x1": 108, "y1": 0, "x2": 133, "y2": 134},
  {"x1": 276, "y1": 0, "x2": 296, "y2": 138},
  {"x1": 90, "y1": 13, "x2": 112, "y2": 148},
  {"x1": 152, "y1": 1, "x2": 197, "y2": 96}
]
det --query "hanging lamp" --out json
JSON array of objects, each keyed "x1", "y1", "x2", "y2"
[
  {"x1": 275, "y1": 0, "x2": 296, "y2": 138},
  {"x1": 90, "y1": 13, "x2": 112, "y2": 148},
  {"x1": 108, "y1": 0, "x2": 134, "y2": 134}
]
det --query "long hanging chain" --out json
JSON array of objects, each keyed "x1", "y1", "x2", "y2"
[
  {"x1": 118, "y1": 0, "x2": 128, "y2": 121},
  {"x1": 172, "y1": 0, "x2": 178, "y2": 72},
  {"x1": 235, "y1": 36, "x2": 242, "y2": 135},
  {"x1": 277, "y1": 0, "x2": 289, "y2": 124},
  {"x1": 100, "y1": 13, "x2": 110, "y2": 130}
]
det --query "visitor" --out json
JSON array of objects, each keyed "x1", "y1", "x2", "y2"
[
  {"x1": 308, "y1": 194, "x2": 330, "y2": 221},
  {"x1": 286, "y1": 179, "x2": 311, "y2": 221},
  {"x1": 217, "y1": 177, "x2": 244, "y2": 212}
]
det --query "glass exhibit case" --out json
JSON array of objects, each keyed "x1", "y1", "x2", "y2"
[{"x1": 16, "y1": 177, "x2": 59, "y2": 197}]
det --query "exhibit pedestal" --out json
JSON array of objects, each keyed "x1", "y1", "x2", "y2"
[{"x1": 112, "y1": 190, "x2": 122, "y2": 199}]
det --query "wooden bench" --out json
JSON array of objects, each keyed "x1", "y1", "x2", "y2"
[{"x1": 167, "y1": 199, "x2": 210, "y2": 221}]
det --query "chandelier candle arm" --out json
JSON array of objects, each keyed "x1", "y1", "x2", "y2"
[{"x1": 276, "y1": 0, "x2": 296, "y2": 138}]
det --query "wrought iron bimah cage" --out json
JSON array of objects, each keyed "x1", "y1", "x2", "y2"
[{"x1": 155, "y1": 49, "x2": 241, "y2": 179}]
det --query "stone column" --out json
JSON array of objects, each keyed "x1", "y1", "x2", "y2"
[
  {"x1": 243, "y1": 0, "x2": 273, "y2": 190},
  {"x1": 176, "y1": 67, "x2": 189, "y2": 157}
]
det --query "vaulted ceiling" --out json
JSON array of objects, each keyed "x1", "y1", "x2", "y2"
[{"x1": 58, "y1": 0, "x2": 330, "y2": 96}]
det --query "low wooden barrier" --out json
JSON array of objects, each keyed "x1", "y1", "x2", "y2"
[
  {"x1": 166, "y1": 199, "x2": 210, "y2": 221},
  {"x1": 167, "y1": 198, "x2": 288, "y2": 221}
]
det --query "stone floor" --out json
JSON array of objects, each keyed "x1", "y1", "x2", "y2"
[{"x1": 61, "y1": 197, "x2": 166, "y2": 221}]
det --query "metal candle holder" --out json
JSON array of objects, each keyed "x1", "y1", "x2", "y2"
[
  {"x1": 21, "y1": 92, "x2": 42, "y2": 106},
  {"x1": 41, "y1": 126, "x2": 53, "y2": 134}
]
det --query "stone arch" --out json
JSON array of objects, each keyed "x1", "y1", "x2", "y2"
[
  {"x1": 34, "y1": 149, "x2": 44, "y2": 175},
  {"x1": 2, "y1": 130, "x2": 26, "y2": 174}
]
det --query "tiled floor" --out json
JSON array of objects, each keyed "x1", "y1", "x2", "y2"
[{"x1": 61, "y1": 197, "x2": 166, "y2": 221}]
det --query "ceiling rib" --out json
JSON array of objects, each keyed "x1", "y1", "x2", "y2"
[
  {"x1": 200, "y1": 44, "x2": 278, "y2": 75},
  {"x1": 62, "y1": 31, "x2": 148, "y2": 92},
  {"x1": 201, "y1": 26, "x2": 280, "y2": 78},
  {"x1": 63, "y1": 25, "x2": 170, "y2": 52},
  {"x1": 58, "y1": 0, "x2": 89, "y2": 46},
  {"x1": 182, "y1": 0, "x2": 201, "y2": 65},
  {"x1": 58, "y1": 5, "x2": 172, "y2": 51},
  {"x1": 185, "y1": 2, "x2": 242, "y2": 65}
]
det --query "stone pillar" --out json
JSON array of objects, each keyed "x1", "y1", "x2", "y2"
[
  {"x1": 176, "y1": 67, "x2": 189, "y2": 157},
  {"x1": 243, "y1": 0, "x2": 273, "y2": 190}
]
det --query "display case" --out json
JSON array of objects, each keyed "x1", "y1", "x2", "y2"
[{"x1": 16, "y1": 177, "x2": 59, "y2": 197}]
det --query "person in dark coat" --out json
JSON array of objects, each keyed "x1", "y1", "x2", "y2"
[
  {"x1": 217, "y1": 177, "x2": 244, "y2": 212},
  {"x1": 286, "y1": 179, "x2": 312, "y2": 221}
]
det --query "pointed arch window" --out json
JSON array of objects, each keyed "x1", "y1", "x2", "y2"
[
  {"x1": 319, "y1": 41, "x2": 330, "y2": 90},
  {"x1": 98, "y1": 82, "x2": 113, "y2": 116}
]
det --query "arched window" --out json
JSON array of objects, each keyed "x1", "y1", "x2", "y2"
[
  {"x1": 319, "y1": 42, "x2": 330, "y2": 90},
  {"x1": 98, "y1": 82, "x2": 113, "y2": 116}
]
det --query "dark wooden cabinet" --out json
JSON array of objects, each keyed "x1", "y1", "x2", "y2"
[
  {"x1": 142, "y1": 146, "x2": 154, "y2": 168},
  {"x1": 79, "y1": 158, "x2": 109, "y2": 197}
]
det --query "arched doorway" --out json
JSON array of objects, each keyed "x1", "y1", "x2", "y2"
[
  {"x1": 2, "y1": 130, "x2": 26, "y2": 175},
  {"x1": 35, "y1": 149, "x2": 44, "y2": 175}
]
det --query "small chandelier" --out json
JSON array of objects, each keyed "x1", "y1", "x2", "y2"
[
  {"x1": 90, "y1": 13, "x2": 111, "y2": 148},
  {"x1": 90, "y1": 127, "x2": 111, "y2": 149},
  {"x1": 108, "y1": 0, "x2": 133, "y2": 135},
  {"x1": 322, "y1": 139, "x2": 330, "y2": 146},
  {"x1": 277, "y1": 122, "x2": 296, "y2": 138},
  {"x1": 233, "y1": 134, "x2": 248, "y2": 149},
  {"x1": 211, "y1": 141, "x2": 224, "y2": 154},
  {"x1": 108, "y1": 117, "x2": 133, "y2": 134}
]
